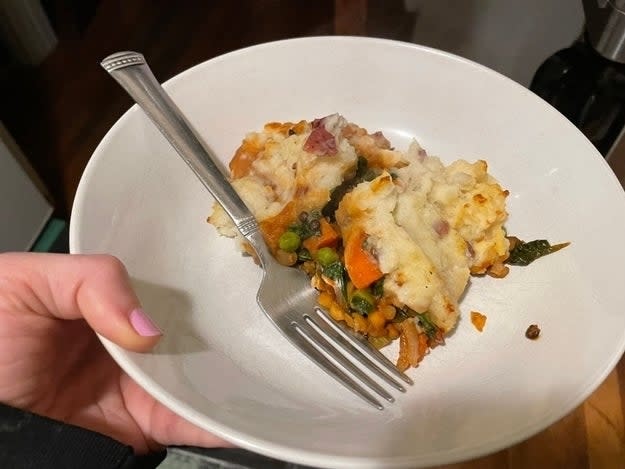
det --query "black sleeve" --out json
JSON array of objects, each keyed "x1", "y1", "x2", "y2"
[{"x1": 0, "y1": 403, "x2": 166, "y2": 469}]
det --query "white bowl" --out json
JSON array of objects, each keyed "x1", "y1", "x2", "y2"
[{"x1": 70, "y1": 37, "x2": 625, "y2": 468}]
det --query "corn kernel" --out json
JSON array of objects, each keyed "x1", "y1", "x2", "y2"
[
  {"x1": 353, "y1": 314, "x2": 368, "y2": 333},
  {"x1": 318, "y1": 292, "x2": 334, "y2": 309},
  {"x1": 329, "y1": 303, "x2": 345, "y2": 322},
  {"x1": 387, "y1": 323, "x2": 400, "y2": 340},
  {"x1": 368, "y1": 326, "x2": 386, "y2": 337},
  {"x1": 368, "y1": 310, "x2": 386, "y2": 330},
  {"x1": 344, "y1": 314, "x2": 354, "y2": 328},
  {"x1": 379, "y1": 303, "x2": 396, "y2": 320}
]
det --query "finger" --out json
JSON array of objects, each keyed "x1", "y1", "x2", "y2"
[
  {"x1": 0, "y1": 252, "x2": 162, "y2": 352},
  {"x1": 151, "y1": 404, "x2": 234, "y2": 449},
  {"x1": 120, "y1": 375, "x2": 233, "y2": 450}
]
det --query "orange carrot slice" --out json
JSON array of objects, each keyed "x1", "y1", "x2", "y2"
[
  {"x1": 344, "y1": 229, "x2": 383, "y2": 289},
  {"x1": 302, "y1": 218, "x2": 339, "y2": 254}
]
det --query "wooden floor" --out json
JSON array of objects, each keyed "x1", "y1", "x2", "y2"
[{"x1": 2, "y1": 2, "x2": 624, "y2": 468}]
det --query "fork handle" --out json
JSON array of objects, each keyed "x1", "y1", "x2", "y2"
[{"x1": 101, "y1": 51, "x2": 266, "y2": 251}]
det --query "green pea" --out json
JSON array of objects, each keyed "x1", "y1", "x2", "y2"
[
  {"x1": 278, "y1": 231, "x2": 301, "y2": 252},
  {"x1": 316, "y1": 247, "x2": 339, "y2": 267}
]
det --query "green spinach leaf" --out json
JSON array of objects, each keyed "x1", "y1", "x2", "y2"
[
  {"x1": 507, "y1": 239, "x2": 570, "y2": 266},
  {"x1": 415, "y1": 312, "x2": 438, "y2": 340},
  {"x1": 322, "y1": 261, "x2": 348, "y2": 304}
]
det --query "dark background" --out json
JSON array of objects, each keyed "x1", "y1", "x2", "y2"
[{"x1": 0, "y1": 0, "x2": 414, "y2": 218}]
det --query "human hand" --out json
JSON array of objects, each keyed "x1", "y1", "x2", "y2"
[{"x1": 0, "y1": 252, "x2": 228, "y2": 453}]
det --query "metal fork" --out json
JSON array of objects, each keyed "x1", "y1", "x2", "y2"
[{"x1": 101, "y1": 51, "x2": 413, "y2": 409}]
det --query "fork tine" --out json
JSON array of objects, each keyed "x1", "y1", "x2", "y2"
[
  {"x1": 286, "y1": 325, "x2": 385, "y2": 410},
  {"x1": 293, "y1": 322, "x2": 395, "y2": 404},
  {"x1": 304, "y1": 314, "x2": 407, "y2": 393},
  {"x1": 316, "y1": 308, "x2": 414, "y2": 385}
]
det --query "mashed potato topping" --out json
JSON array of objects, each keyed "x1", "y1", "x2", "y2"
[{"x1": 209, "y1": 114, "x2": 510, "y2": 370}]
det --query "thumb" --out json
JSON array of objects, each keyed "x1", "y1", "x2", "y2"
[{"x1": 0, "y1": 252, "x2": 162, "y2": 352}]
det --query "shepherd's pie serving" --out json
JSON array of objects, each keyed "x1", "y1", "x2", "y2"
[{"x1": 209, "y1": 114, "x2": 513, "y2": 370}]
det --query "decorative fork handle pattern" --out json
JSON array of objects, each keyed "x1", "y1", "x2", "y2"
[
  {"x1": 100, "y1": 51, "x2": 267, "y2": 258},
  {"x1": 101, "y1": 51, "x2": 146, "y2": 71}
]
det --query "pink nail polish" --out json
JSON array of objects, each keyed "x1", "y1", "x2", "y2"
[{"x1": 129, "y1": 308, "x2": 162, "y2": 336}]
